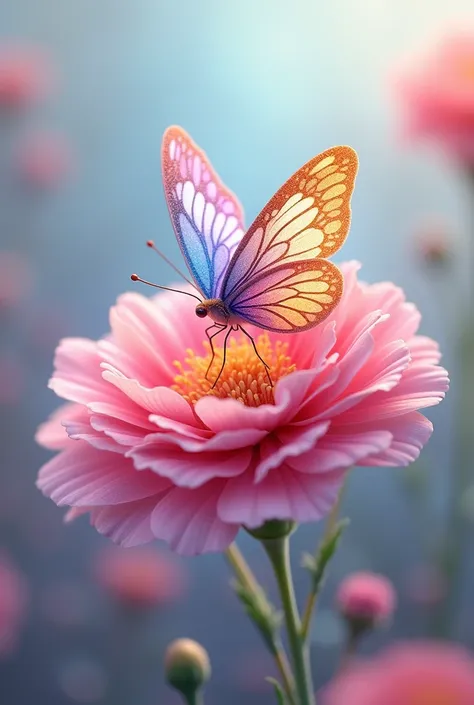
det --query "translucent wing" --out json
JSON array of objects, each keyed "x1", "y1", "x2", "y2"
[
  {"x1": 228, "y1": 259, "x2": 343, "y2": 332},
  {"x1": 161, "y1": 126, "x2": 246, "y2": 299},
  {"x1": 221, "y1": 146, "x2": 358, "y2": 304}
]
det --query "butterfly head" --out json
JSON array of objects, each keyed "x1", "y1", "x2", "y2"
[
  {"x1": 194, "y1": 299, "x2": 233, "y2": 326},
  {"x1": 195, "y1": 304, "x2": 208, "y2": 319}
]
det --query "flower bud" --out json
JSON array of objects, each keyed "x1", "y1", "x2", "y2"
[
  {"x1": 164, "y1": 638, "x2": 211, "y2": 698},
  {"x1": 336, "y1": 571, "x2": 396, "y2": 636}
]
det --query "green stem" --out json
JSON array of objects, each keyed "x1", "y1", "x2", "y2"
[
  {"x1": 262, "y1": 537, "x2": 314, "y2": 705},
  {"x1": 225, "y1": 544, "x2": 296, "y2": 704},
  {"x1": 182, "y1": 691, "x2": 204, "y2": 705}
]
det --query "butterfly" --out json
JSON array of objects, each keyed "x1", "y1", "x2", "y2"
[{"x1": 132, "y1": 126, "x2": 358, "y2": 387}]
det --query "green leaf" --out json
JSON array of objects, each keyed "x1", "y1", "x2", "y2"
[
  {"x1": 232, "y1": 579, "x2": 282, "y2": 655},
  {"x1": 266, "y1": 677, "x2": 287, "y2": 705},
  {"x1": 302, "y1": 518, "x2": 349, "y2": 595}
]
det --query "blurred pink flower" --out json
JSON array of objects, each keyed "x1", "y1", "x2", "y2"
[
  {"x1": 0, "y1": 251, "x2": 33, "y2": 309},
  {"x1": 336, "y1": 571, "x2": 396, "y2": 623},
  {"x1": 94, "y1": 545, "x2": 185, "y2": 607},
  {"x1": 17, "y1": 133, "x2": 71, "y2": 188},
  {"x1": 0, "y1": 552, "x2": 28, "y2": 657},
  {"x1": 36, "y1": 262, "x2": 448, "y2": 555},
  {"x1": 395, "y1": 33, "x2": 474, "y2": 162},
  {"x1": 0, "y1": 45, "x2": 50, "y2": 108},
  {"x1": 323, "y1": 642, "x2": 474, "y2": 705}
]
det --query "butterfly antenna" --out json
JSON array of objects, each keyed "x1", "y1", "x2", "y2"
[
  {"x1": 146, "y1": 240, "x2": 199, "y2": 292},
  {"x1": 130, "y1": 273, "x2": 202, "y2": 302}
]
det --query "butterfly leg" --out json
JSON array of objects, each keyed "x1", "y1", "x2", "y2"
[
  {"x1": 238, "y1": 325, "x2": 273, "y2": 387},
  {"x1": 204, "y1": 323, "x2": 227, "y2": 381},
  {"x1": 211, "y1": 326, "x2": 233, "y2": 389}
]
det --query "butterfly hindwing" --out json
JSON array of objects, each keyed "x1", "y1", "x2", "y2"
[
  {"x1": 161, "y1": 126, "x2": 246, "y2": 299},
  {"x1": 228, "y1": 259, "x2": 343, "y2": 332},
  {"x1": 221, "y1": 146, "x2": 358, "y2": 313}
]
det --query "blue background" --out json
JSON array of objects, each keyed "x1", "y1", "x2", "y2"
[{"x1": 0, "y1": 1, "x2": 472, "y2": 703}]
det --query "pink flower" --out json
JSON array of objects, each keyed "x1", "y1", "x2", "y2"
[
  {"x1": 395, "y1": 33, "x2": 474, "y2": 162},
  {"x1": 336, "y1": 571, "x2": 396, "y2": 624},
  {"x1": 0, "y1": 45, "x2": 51, "y2": 108},
  {"x1": 36, "y1": 262, "x2": 448, "y2": 555},
  {"x1": 323, "y1": 642, "x2": 474, "y2": 705},
  {"x1": 17, "y1": 133, "x2": 71, "y2": 188},
  {"x1": 93, "y1": 545, "x2": 185, "y2": 607},
  {"x1": 0, "y1": 552, "x2": 28, "y2": 657}
]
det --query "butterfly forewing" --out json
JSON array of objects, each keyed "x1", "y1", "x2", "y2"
[
  {"x1": 161, "y1": 126, "x2": 246, "y2": 299},
  {"x1": 221, "y1": 146, "x2": 358, "y2": 307},
  {"x1": 228, "y1": 259, "x2": 343, "y2": 332}
]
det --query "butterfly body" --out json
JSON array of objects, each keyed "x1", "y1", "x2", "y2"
[
  {"x1": 154, "y1": 126, "x2": 359, "y2": 386},
  {"x1": 195, "y1": 298, "x2": 242, "y2": 326}
]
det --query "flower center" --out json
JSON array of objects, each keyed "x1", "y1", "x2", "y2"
[{"x1": 172, "y1": 332, "x2": 296, "y2": 407}]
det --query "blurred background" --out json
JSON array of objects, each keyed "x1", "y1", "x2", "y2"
[{"x1": 0, "y1": 1, "x2": 473, "y2": 703}]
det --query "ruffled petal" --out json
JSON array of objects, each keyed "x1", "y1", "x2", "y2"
[
  {"x1": 218, "y1": 465, "x2": 345, "y2": 527},
  {"x1": 89, "y1": 496, "x2": 159, "y2": 547},
  {"x1": 102, "y1": 290, "x2": 209, "y2": 386},
  {"x1": 48, "y1": 338, "x2": 117, "y2": 404},
  {"x1": 37, "y1": 443, "x2": 170, "y2": 506},
  {"x1": 150, "y1": 481, "x2": 239, "y2": 555},
  {"x1": 129, "y1": 443, "x2": 252, "y2": 488},
  {"x1": 287, "y1": 429, "x2": 393, "y2": 473},
  {"x1": 340, "y1": 359, "x2": 449, "y2": 423},
  {"x1": 35, "y1": 403, "x2": 86, "y2": 450},
  {"x1": 255, "y1": 422, "x2": 331, "y2": 482},
  {"x1": 357, "y1": 411, "x2": 433, "y2": 466}
]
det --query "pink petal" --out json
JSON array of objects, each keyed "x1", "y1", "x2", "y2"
[
  {"x1": 63, "y1": 416, "x2": 121, "y2": 452},
  {"x1": 89, "y1": 496, "x2": 159, "y2": 547},
  {"x1": 360, "y1": 282, "x2": 422, "y2": 344},
  {"x1": 358, "y1": 412, "x2": 433, "y2": 466},
  {"x1": 37, "y1": 444, "x2": 170, "y2": 506},
  {"x1": 255, "y1": 422, "x2": 331, "y2": 482},
  {"x1": 49, "y1": 338, "x2": 117, "y2": 405},
  {"x1": 341, "y1": 360, "x2": 449, "y2": 422},
  {"x1": 150, "y1": 482, "x2": 239, "y2": 555},
  {"x1": 87, "y1": 400, "x2": 156, "y2": 429},
  {"x1": 194, "y1": 395, "x2": 287, "y2": 433},
  {"x1": 64, "y1": 507, "x2": 89, "y2": 523},
  {"x1": 287, "y1": 429, "x2": 393, "y2": 473},
  {"x1": 129, "y1": 443, "x2": 252, "y2": 488},
  {"x1": 100, "y1": 368, "x2": 198, "y2": 426},
  {"x1": 133, "y1": 426, "x2": 268, "y2": 453},
  {"x1": 282, "y1": 319, "x2": 337, "y2": 374},
  {"x1": 148, "y1": 413, "x2": 211, "y2": 440},
  {"x1": 218, "y1": 465, "x2": 345, "y2": 527},
  {"x1": 318, "y1": 339, "x2": 412, "y2": 418},
  {"x1": 119, "y1": 290, "x2": 208, "y2": 366},
  {"x1": 409, "y1": 336, "x2": 442, "y2": 365},
  {"x1": 36, "y1": 403, "x2": 85, "y2": 450}
]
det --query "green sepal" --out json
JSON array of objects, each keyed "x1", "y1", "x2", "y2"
[
  {"x1": 302, "y1": 518, "x2": 349, "y2": 595},
  {"x1": 266, "y1": 677, "x2": 287, "y2": 705},
  {"x1": 232, "y1": 579, "x2": 282, "y2": 655}
]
